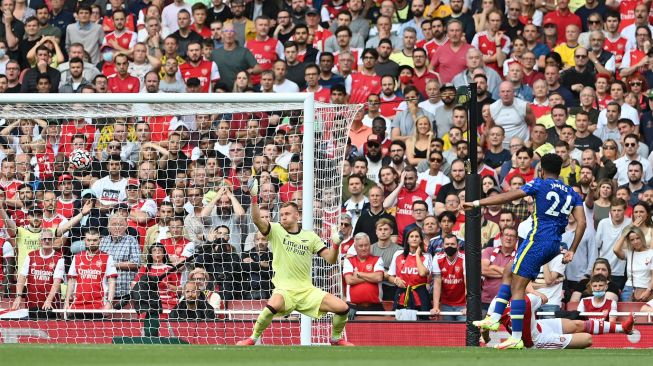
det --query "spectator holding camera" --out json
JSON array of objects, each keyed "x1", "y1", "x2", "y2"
[
  {"x1": 198, "y1": 225, "x2": 244, "y2": 300},
  {"x1": 199, "y1": 185, "x2": 246, "y2": 253},
  {"x1": 613, "y1": 225, "x2": 653, "y2": 302}
]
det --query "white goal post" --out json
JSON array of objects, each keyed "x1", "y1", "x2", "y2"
[{"x1": 0, "y1": 93, "x2": 362, "y2": 346}]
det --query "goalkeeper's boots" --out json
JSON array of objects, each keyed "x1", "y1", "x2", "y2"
[
  {"x1": 330, "y1": 338, "x2": 355, "y2": 346},
  {"x1": 622, "y1": 313, "x2": 635, "y2": 335},
  {"x1": 236, "y1": 338, "x2": 256, "y2": 346},
  {"x1": 473, "y1": 315, "x2": 500, "y2": 331},
  {"x1": 495, "y1": 336, "x2": 524, "y2": 350}
]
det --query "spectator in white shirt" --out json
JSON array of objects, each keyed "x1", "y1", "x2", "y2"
[
  {"x1": 614, "y1": 134, "x2": 652, "y2": 186},
  {"x1": 272, "y1": 60, "x2": 299, "y2": 92},
  {"x1": 595, "y1": 198, "x2": 632, "y2": 290}
]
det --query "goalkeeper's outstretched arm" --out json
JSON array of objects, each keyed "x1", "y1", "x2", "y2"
[
  {"x1": 319, "y1": 226, "x2": 343, "y2": 265},
  {"x1": 249, "y1": 178, "x2": 271, "y2": 235}
]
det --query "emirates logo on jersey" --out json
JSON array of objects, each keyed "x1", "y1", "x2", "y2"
[
  {"x1": 365, "y1": 264, "x2": 373, "y2": 271},
  {"x1": 95, "y1": 260, "x2": 103, "y2": 267},
  {"x1": 48, "y1": 262, "x2": 55, "y2": 269}
]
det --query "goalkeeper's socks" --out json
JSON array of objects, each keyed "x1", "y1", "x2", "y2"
[
  {"x1": 510, "y1": 299, "x2": 526, "y2": 340},
  {"x1": 490, "y1": 284, "x2": 512, "y2": 323},
  {"x1": 252, "y1": 305, "x2": 276, "y2": 340},
  {"x1": 584, "y1": 319, "x2": 621, "y2": 334},
  {"x1": 331, "y1": 311, "x2": 349, "y2": 340}
]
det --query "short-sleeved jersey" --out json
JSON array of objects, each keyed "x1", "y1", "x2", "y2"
[
  {"x1": 514, "y1": 177, "x2": 582, "y2": 278},
  {"x1": 348, "y1": 73, "x2": 382, "y2": 104},
  {"x1": 68, "y1": 251, "x2": 118, "y2": 309},
  {"x1": 266, "y1": 222, "x2": 326, "y2": 290},
  {"x1": 343, "y1": 255, "x2": 384, "y2": 304},
  {"x1": 20, "y1": 249, "x2": 65, "y2": 308},
  {"x1": 604, "y1": 36, "x2": 628, "y2": 64},
  {"x1": 388, "y1": 250, "x2": 432, "y2": 287},
  {"x1": 432, "y1": 253, "x2": 466, "y2": 306},
  {"x1": 520, "y1": 177, "x2": 583, "y2": 242},
  {"x1": 178, "y1": 60, "x2": 220, "y2": 93},
  {"x1": 16, "y1": 227, "x2": 54, "y2": 272},
  {"x1": 56, "y1": 197, "x2": 75, "y2": 219},
  {"x1": 578, "y1": 297, "x2": 617, "y2": 320}
]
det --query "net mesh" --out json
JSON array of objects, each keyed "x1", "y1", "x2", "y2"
[{"x1": 0, "y1": 97, "x2": 362, "y2": 345}]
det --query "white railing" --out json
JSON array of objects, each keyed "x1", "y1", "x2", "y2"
[{"x1": 46, "y1": 309, "x2": 653, "y2": 322}]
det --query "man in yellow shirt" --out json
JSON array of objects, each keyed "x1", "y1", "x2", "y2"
[
  {"x1": 236, "y1": 179, "x2": 353, "y2": 346},
  {"x1": 555, "y1": 141, "x2": 580, "y2": 185},
  {"x1": 553, "y1": 24, "x2": 581, "y2": 69}
]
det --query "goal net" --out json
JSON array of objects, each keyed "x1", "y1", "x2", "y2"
[{"x1": 0, "y1": 93, "x2": 361, "y2": 345}]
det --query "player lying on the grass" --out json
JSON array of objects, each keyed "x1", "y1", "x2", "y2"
[
  {"x1": 236, "y1": 178, "x2": 354, "y2": 346},
  {"x1": 483, "y1": 293, "x2": 635, "y2": 349},
  {"x1": 463, "y1": 153, "x2": 587, "y2": 349}
]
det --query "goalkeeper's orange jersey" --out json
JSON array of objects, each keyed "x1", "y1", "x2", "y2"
[{"x1": 266, "y1": 222, "x2": 326, "y2": 291}]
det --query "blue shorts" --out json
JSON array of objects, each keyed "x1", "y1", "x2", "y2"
[{"x1": 511, "y1": 238, "x2": 561, "y2": 280}]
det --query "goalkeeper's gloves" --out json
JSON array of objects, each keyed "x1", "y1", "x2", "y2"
[
  {"x1": 331, "y1": 226, "x2": 344, "y2": 246},
  {"x1": 247, "y1": 177, "x2": 259, "y2": 196}
]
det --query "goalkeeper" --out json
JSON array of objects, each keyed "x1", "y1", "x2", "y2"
[{"x1": 236, "y1": 178, "x2": 354, "y2": 346}]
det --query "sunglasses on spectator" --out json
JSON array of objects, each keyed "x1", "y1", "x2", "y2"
[
  {"x1": 588, "y1": 20, "x2": 601, "y2": 24},
  {"x1": 630, "y1": 82, "x2": 643, "y2": 86},
  {"x1": 575, "y1": 54, "x2": 588, "y2": 59},
  {"x1": 430, "y1": 158, "x2": 442, "y2": 163},
  {"x1": 625, "y1": 143, "x2": 637, "y2": 147},
  {"x1": 603, "y1": 145, "x2": 616, "y2": 150}
]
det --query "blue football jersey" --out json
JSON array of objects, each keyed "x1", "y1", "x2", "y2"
[{"x1": 520, "y1": 177, "x2": 583, "y2": 242}]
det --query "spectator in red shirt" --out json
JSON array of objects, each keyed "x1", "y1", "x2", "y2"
[
  {"x1": 541, "y1": 0, "x2": 581, "y2": 44},
  {"x1": 11, "y1": 229, "x2": 65, "y2": 319},
  {"x1": 279, "y1": 160, "x2": 302, "y2": 203},
  {"x1": 108, "y1": 53, "x2": 141, "y2": 93},
  {"x1": 343, "y1": 232, "x2": 385, "y2": 317},
  {"x1": 431, "y1": 234, "x2": 466, "y2": 321},
  {"x1": 429, "y1": 19, "x2": 472, "y2": 83},
  {"x1": 64, "y1": 229, "x2": 117, "y2": 318},
  {"x1": 383, "y1": 165, "x2": 432, "y2": 244}
]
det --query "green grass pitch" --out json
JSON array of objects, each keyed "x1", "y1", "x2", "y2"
[{"x1": 1, "y1": 345, "x2": 653, "y2": 366}]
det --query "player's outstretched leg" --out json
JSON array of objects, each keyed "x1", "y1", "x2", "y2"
[
  {"x1": 236, "y1": 294, "x2": 284, "y2": 346},
  {"x1": 475, "y1": 262, "x2": 513, "y2": 331},
  {"x1": 496, "y1": 274, "x2": 530, "y2": 350},
  {"x1": 570, "y1": 314, "x2": 635, "y2": 335},
  {"x1": 320, "y1": 293, "x2": 354, "y2": 346}
]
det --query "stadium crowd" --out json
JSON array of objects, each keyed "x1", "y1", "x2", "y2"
[{"x1": 1, "y1": 0, "x2": 653, "y2": 322}]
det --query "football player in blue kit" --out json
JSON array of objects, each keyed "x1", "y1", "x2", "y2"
[{"x1": 462, "y1": 152, "x2": 587, "y2": 349}]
